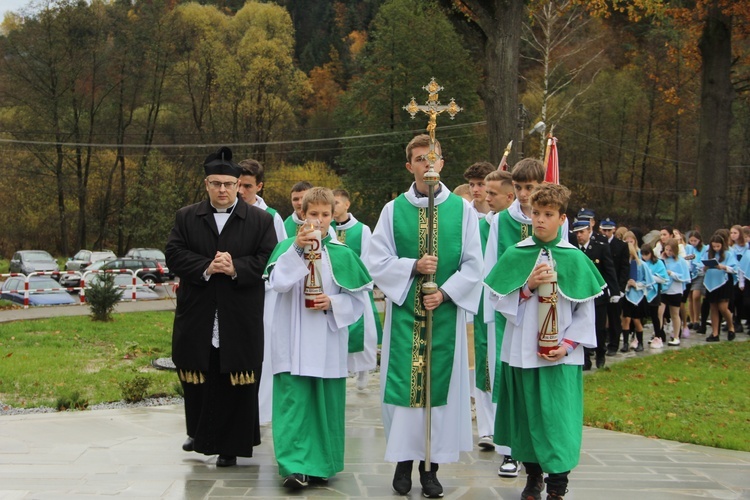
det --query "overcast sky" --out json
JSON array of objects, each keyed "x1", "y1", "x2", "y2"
[{"x1": 2, "y1": 0, "x2": 41, "y2": 20}]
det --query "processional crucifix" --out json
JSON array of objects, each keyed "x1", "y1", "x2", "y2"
[{"x1": 403, "y1": 78, "x2": 462, "y2": 472}]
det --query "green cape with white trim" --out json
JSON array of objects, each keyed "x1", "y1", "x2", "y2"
[{"x1": 485, "y1": 235, "x2": 605, "y2": 302}]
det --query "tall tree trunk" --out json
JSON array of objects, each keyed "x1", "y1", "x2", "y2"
[
  {"x1": 695, "y1": 4, "x2": 733, "y2": 236},
  {"x1": 483, "y1": 1, "x2": 523, "y2": 165}
]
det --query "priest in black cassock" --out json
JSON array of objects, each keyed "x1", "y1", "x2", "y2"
[{"x1": 166, "y1": 147, "x2": 277, "y2": 467}]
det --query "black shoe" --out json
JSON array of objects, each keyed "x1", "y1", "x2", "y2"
[
  {"x1": 181, "y1": 437, "x2": 194, "y2": 452},
  {"x1": 308, "y1": 475, "x2": 329, "y2": 485},
  {"x1": 606, "y1": 348, "x2": 617, "y2": 357},
  {"x1": 697, "y1": 325, "x2": 706, "y2": 334},
  {"x1": 734, "y1": 323, "x2": 743, "y2": 333},
  {"x1": 619, "y1": 342, "x2": 629, "y2": 353},
  {"x1": 595, "y1": 354, "x2": 605, "y2": 368},
  {"x1": 728, "y1": 331, "x2": 736, "y2": 341},
  {"x1": 634, "y1": 343, "x2": 644, "y2": 352},
  {"x1": 283, "y1": 473, "x2": 309, "y2": 489},
  {"x1": 392, "y1": 460, "x2": 413, "y2": 495},
  {"x1": 521, "y1": 474, "x2": 544, "y2": 500},
  {"x1": 419, "y1": 462, "x2": 443, "y2": 498},
  {"x1": 706, "y1": 334, "x2": 719, "y2": 342},
  {"x1": 216, "y1": 455, "x2": 236, "y2": 467}
]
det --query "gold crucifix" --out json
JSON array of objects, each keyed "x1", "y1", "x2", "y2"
[{"x1": 403, "y1": 78, "x2": 462, "y2": 169}]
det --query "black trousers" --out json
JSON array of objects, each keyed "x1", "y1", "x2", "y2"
[
  {"x1": 606, "y1": 300, "x2": 622, "y2": 351},
  {"x1": 587, "y1": 302, "x2": 608, "y2": 358}
]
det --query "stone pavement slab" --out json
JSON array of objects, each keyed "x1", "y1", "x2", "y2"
[{"x1": 0, "y1": 375, "x2": 749, "y2": 499}]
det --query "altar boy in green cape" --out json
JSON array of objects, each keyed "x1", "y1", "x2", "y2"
[
  {"x1": 264, "y1": 187, "x2": 373, "y2": 490},
  {"x1": 484, "y1": 183, "x2": 604, "y2": 500}
]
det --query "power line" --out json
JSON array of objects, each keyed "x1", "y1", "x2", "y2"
[{"x1": 0, "y1": 121, "x2": 488, "y2": 149}]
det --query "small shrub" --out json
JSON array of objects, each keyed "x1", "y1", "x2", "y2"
[
  {"x1": 87, "y1": 272, "x2": 122, "y2": 321},
  {"x1": 56, "y1": 391, "x2": 89, "y2": 411},
  {"x1": 119, "y1": 375, "x2": 151, "y2": 402}
]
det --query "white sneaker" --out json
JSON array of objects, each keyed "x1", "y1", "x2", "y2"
[
  {"x1": 478, "y1": 435, "x2": 494, "y2": 451},
  {"x1": 356, "y1": 370, "x2": 369, "y2": 390},
  {"x1": 667, "y1": 337, "x2": 680, "y2": 346},
  {"x1": 650, "y1": 337, "x2": 663, "y2": 349},
  {"x1": 629, "y1": 337, "x2": 639, "y2": 350},
  {"x1": 497, "y1": 456, "x2": 519, "y2": 477}
]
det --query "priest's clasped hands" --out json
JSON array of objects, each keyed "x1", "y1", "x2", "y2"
[{"x1": 206, "y1": 251, "x2": 236, "y2": 277}]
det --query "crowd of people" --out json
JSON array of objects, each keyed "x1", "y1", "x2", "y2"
[{"x1": 163, "y1": 140, "x2": 749, "y2": 500}]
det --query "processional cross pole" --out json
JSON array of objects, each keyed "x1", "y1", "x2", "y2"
[{"x1": 403, "y1": 78, "x2": 462, "y2": 472}]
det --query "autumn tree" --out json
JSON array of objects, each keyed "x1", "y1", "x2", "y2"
[
  {"x1": 584, "y1": 0, "x2": 748, "y2": 234},
  {"x1": 438, "y1": 0, "x2": 525, "y2": 165},
  {"x1": 335, "y1": 0, "x2": 484, "y2": 222},
  {"x1": 521, "y1": 0, "x2": 607, "y2": 155}
]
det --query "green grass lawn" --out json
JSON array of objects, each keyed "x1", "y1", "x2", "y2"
[
  {"x1": 584, "y1": 340, "x2": 750, "y2": 452},
  {"x1": 0, "y1": 311, "x2": 177, "y2": 408}
]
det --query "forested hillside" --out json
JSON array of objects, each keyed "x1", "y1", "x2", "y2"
[{"x1": 0, "y1": 0, "x2": 747, "y2": 256}]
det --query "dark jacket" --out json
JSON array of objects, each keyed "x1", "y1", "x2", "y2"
[
  {"x1": 607, "y1": 237, "x2": 630, "y2": 291},
  {"x1": 579, "y1": 237, "x2": 620, "y2": 305},
  {"x1": 166, "y1": 199, "x2": 277, "y2": 374}
]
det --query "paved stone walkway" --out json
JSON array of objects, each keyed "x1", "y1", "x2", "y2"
[{"x1": 1, "y1": 304, "x2": 749, "y2": 498}]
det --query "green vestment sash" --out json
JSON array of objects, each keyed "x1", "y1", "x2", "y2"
[
  {"x1": 263, "y1": 236, "x2": 372, "y2": 293},
  {"x1": 334, "y1": 221, "x2": 382, "y2": 353},
  {"x1": 336, "y1": 221, "x2": 364, "y2": 255},
  {"x1": 385, "y1": 193, "x2": 463, "y2": 408},
  {"x1": 474, "y1": 216, "x2": 491, "y2": 392},
  {"x1": 265, "y1": 206, "x2": 278, "y2": 218}
]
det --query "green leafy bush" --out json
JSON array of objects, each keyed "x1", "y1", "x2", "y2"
[
  {"x1": 56, "y1": 391, "x2": 89, "y2": 411},
  {"x1": 119, "y1": 375, "x2": 151, "y2": 402}
]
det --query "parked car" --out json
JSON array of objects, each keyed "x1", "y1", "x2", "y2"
[
  {"x1": 1, "y1": 276, "x2": 76, "y2": 306},
  {"x1": 65, "y1": 250, "x2": 116, "y2": 271},
  {"x1": 59, "y1": 257, "x2": 167, "y2": 289},
  {"x1": 86, "y1": 274, "x2": 160, "y2": 301},
  {"x1": 124, "y1": 248, "x2": 173, "y2": 279},
  {"x1": 9, "y1": 250, "x2": 60, "y2": 276}
]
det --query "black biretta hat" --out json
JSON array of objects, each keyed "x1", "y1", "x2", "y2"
[{"x1": 204, "y1": 147, "x2": 241, "y2": 177}]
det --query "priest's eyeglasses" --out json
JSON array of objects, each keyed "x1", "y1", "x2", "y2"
[{"x1": 208, "y1": 180, "x2": 237, "y2": 189}]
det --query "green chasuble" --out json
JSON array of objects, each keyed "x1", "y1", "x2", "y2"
[
  {"x1": 283, "y1": 215, "x2": 301, "y2": 238},
  {"x1": 263, "y1": 236, "x2": 372, "y2": 293},
  {"x1": 336, "y1": 222, "x2": 364, "y2": 255},
  {"x1": 265, "y1": 206, "x2": 278, "y2": 218},
  {"x1": 385, "y1": 193, "x2": 464, "y2": 408},
  {"x1": 334, "y1": 221, "x2": 383, "y2": 353},
  {"x1": 474, "y1": 216, "x2": 492, "y2": 392}
]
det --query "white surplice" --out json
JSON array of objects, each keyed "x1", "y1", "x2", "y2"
[
  {"x1": 268, "y1": 241, "x2": 369, "y2": 379},
  {"x1": 253, "y1": 196, "x2": 287, "y2": 425}
]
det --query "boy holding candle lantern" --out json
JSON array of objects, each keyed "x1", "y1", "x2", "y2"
[
  {"x1": 263, "y1": 187, "x2": 373, "y2": 490},
  {"x1": 484, "y1": 183, "x2": 603, "y2": 500}
]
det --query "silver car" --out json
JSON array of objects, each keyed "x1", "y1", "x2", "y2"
[
  {"x1": 9, "y1": 250, "x2": 59, "y2": 276},
  {"x1": 65, "y1": 250, "x2": 117, "y2": 271}
]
